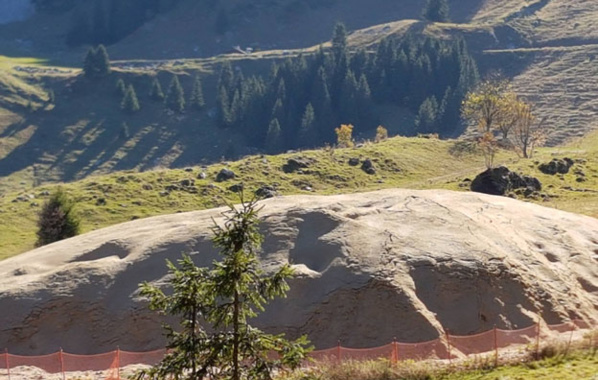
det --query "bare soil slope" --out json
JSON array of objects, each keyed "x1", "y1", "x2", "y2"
[{"x1": 0, "y1": 189, "x2": 596, "y2": 355}]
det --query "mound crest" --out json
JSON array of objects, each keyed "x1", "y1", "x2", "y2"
[{"x1": 0, "y1": 189, "x2": 597, "y2": 354}]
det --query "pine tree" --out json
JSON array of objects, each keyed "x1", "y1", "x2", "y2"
[
  {"x1": 94, "y1": 44, "x2": 111, "y2": 77},
  {"x1": 36, "y1": 189, "x2": 80, "y2": 247},
  {"x1": 189, "y1": 75, "x2": 205, "y2": 110},
  {"x1": 265, "y1": 118, "x2": 282, "y2": 153},
  {"x1": 298, "y1": 103, "x2": 317, "y2": 148},
  {"x1": 83, "y1": 47, "x2": 96, "y2": 78},
  {"x1": 136, "y1": 199, "x2": 310, "y2": 380},
  {"x1": 422, "y1": 0, "x2": 450, "y2": 23},
  {"x1": 165, "y1": 75, "x2": 185, "y2": 113},
  {"x1": 331, "y1": 22, "x2": 348, "y2": 60},
  {"x1": 149, "y1": 77, "x2": 165, "y2": 101},
  {"x1": 415, "y1": 96, "x2": 439, "y2": 133},
  {"x1": 115, "y1": 78, "x2": 126, "y2": 96},
  {"x1": 121, "y1": 84, "x2": 140, "y2": 113},
  {"x1": 217, "y1": 86, "x2": 232, "y2": 127}
]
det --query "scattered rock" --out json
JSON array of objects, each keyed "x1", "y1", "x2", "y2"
[
  {"x1": 471, "y1": 166, "x2": 541, "y2": 197},
  {"x1": 348, "y1": 158, "x2": 360, "y2": 166},
  {"x1": 165, "y1": 185, "x2": 180, "y2": 192},
  {"x1": 228, "y1": 183, "x2": 244, "y2": 193},
  {"x1": 361, "y1": 159, "x2": 376, "y2": 175},
  {"x1": 159, "y1": 191, "x2": 169, "y2": 197},
  {"x1": 96, "y1": 198, "x2": 107, "y2": 206},
  {"x1": 179, "y1": 179, "x2": 195, "y2": 187},
  {"x1": 30, "y1": 202, "x2": 39, "y2": 207},
  {"x1": 538, "y1": 158, "x2": 574, "y2": 175},
  {"x1": 302, "y1": 186, "x2": 313, "y2": 192},
  {"x1": 216, "y1": 168, "x2": 236, "y2": 182},
  {"x1": 142, "y1": 184, "x2": 153, "y2": 191},
  {"x1": 39, "y1": 190, "x2": 50, "y2": 196},
  {"x1": 282, "y1": 157, "x2": 314, "y2": 173},
  {"x1": 198, "y1": 172, "x2": 207, "y2": 180},
  {"x1": 184, "y1": 168, "x2": 193, "y2": 172},
  {"x1": 255, "y1": 185, "x2": 277, "y2": 199},
  {"x1": 132, "y1": 201, "x2": 142, "y2": 206}
]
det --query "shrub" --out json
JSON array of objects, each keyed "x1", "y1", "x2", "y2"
[{"x1": 36, "y1": 189, "x2": 80, "y2": 247}]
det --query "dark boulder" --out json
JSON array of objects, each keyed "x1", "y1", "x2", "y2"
[
  {"x1": 538, "y1": 158, "x2": 574, "y2": 175},
  {"x1": 471, "y1": 166, "x2": 541, "y2": 196},
  {"x1": 348, "y1": 158, "x2": 360, "y2": 167},
  {"x1": 361, "y1": 159, "x2": 376, "y2": 175},
  {"x1": 255, "y1": 185, "x2": 278, "y2": 199},
  {"x1": 228, "y1": 183, "x2": 244, "y2": 193},
  {"x1": 282, "y1": 157, "x2": 314, "y2": 173},
  {"x1": 216, "y1": 168, "x2": 236, "y2": 182}
]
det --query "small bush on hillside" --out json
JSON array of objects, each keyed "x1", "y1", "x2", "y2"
[
  {"x1": 375, "y1": 125, "x2": 388, "y2": 143},
  {"x1": 36, "y1": 189, "x2": 80, "y2": 247},
  {"x1": 335, "y1": 124, "x2": 354, "y2": 148}
]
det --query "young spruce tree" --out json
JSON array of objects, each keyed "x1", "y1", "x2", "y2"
[
  {"x1": 36, "y1": 189, "x2": 80, "y2": 247},
  {"x1": 136, "y1": 197, "x2": 310, "y2": 380},
  {"x1": 165, "y1": 75, "x2": 185, "y2": 112},
  {"x1": 121, "y1": 84, "x2": 140, "y2": 113},
  {"x1": 149, "y1": 77, "x2": 165, "y2": 101},
  {"x1": 189, "y1": 75, "x2": 206, "y2": 110},
  {"x1": 422, "y1": 0, "x2": 450, "y2": 23}
]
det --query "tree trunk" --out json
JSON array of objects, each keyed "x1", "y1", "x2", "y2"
[{"x1": 233, "y1": 288, "x2": 240, "y2": 380}]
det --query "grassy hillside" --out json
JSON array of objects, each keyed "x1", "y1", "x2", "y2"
[
  {"x1": 1, "y1": 130, "x2": 598, "y2": 260},
  {"x1": 282, "y1": 349, "x2": 598, "y2": 380}
]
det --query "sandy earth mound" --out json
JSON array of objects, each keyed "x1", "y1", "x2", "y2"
[{"x1": 0, "y1": 189, "x2": 597, "y2": 355}]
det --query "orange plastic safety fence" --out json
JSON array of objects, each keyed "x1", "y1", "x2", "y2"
[
  {"x1": 397, "y1": 338, "x2": 449, "y2": 360},
  {"x1": 7, "y1": 352, "x2": 62, "y2": 374},
  {"x1": 0, "y1": 353, "x2": 7, "y2": 371},
  {"x1": 496, "y1": 324, "x2": 538, "y2": 349},
  {"x1": 546, "y1": 321, "x2": 576, "y2": 334},
  {"x1": 339, "y1": 343, "x2": 394, "y2": 362},
  {"x1": 63, "y1": 351, "x2": 117, "y2": 372},
  {"x1": 120, "y1": 349, "x2": 166, "y2": 367},
  {"x1": 573, "y1": 319, "x2": 591, "y2": 329},
  {"x1": 308, "y1": 347, "x2": 339, "y2": 363},
  {"x1": 448, "y1": 329, "x2": 495, "y2": 356}
]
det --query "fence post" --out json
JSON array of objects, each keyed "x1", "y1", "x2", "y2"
[
  {"x1": 566, "y1": 322, "x2": 574, "y2": 356},
  {"x1": 535, "y1": 319, "x2": 541, "y2": 359},
  {"x1": 493, "y1": 325, "x2": 498, "y2": 367},
  {"x1": 445, "y1": 329, "x2": 452, "y2": 365},
  {"x1": 336, "y1": 340, "x2": 341, "y2": 365},
  {"x1": 59, "y1": 348, "x2": 65, "y2": 380},
  {"x1": 391, "y1": 337, "x2": 398, "y2": 367},
  {"x1": 116, "y1": 346, "x2": 121, "y2": 380},
  {"x1": 4, "y1": 348, "x2": 9, "y2": 380}
]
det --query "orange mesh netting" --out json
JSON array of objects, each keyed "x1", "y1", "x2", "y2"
[
  {"x1": 7, "y1": 352, "x2": 62, "y2": 374},
  {"x1": 119, "y1": 349, "x2": 166, "y2": 367},
  {"x1": 308, "y1": 347, "x2": 339, "y2": 363},
  {"x1": 339, "y1": 344, "x2": 394, "y2": 362},
  {"x1": 63, "y1": 351, "x2": 117, "y2": 373},
  {"x1": 573, "y1": 319, "x2": 591, "y2": 329},
  {"x1": 0, "y1": 319, "x2": 594, "y2": 378},
  {"x1": 546, "y1": 321, "x2": 576, "y2": 334},
  {"x1": 496, "y1": 325, "x2": 537, "y2": 349},
  {"x1": 398, "y1": 338, "x2": 449, "y2": 360},
  {"x1": 448, "y1": 329, "x2": 495, "y2": 356}
]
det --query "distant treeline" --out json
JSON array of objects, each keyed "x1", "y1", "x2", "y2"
[{"x1": 216, "y1": 27, "x2": 479, "y2": 153}]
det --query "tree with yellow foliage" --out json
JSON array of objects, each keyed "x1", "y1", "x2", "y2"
[
  {"x1": 335, "y1": 124, "x2": 354, "y2": 148},
  {"x1": 512, "y1": 101, "x2": 546, "y2": 158},
  {"x1": 461, "y1": 76, "x2": 510, "y2": 133},
  {"x1": 375, "y1": 125, "x2": 388, "y2": 143}
]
